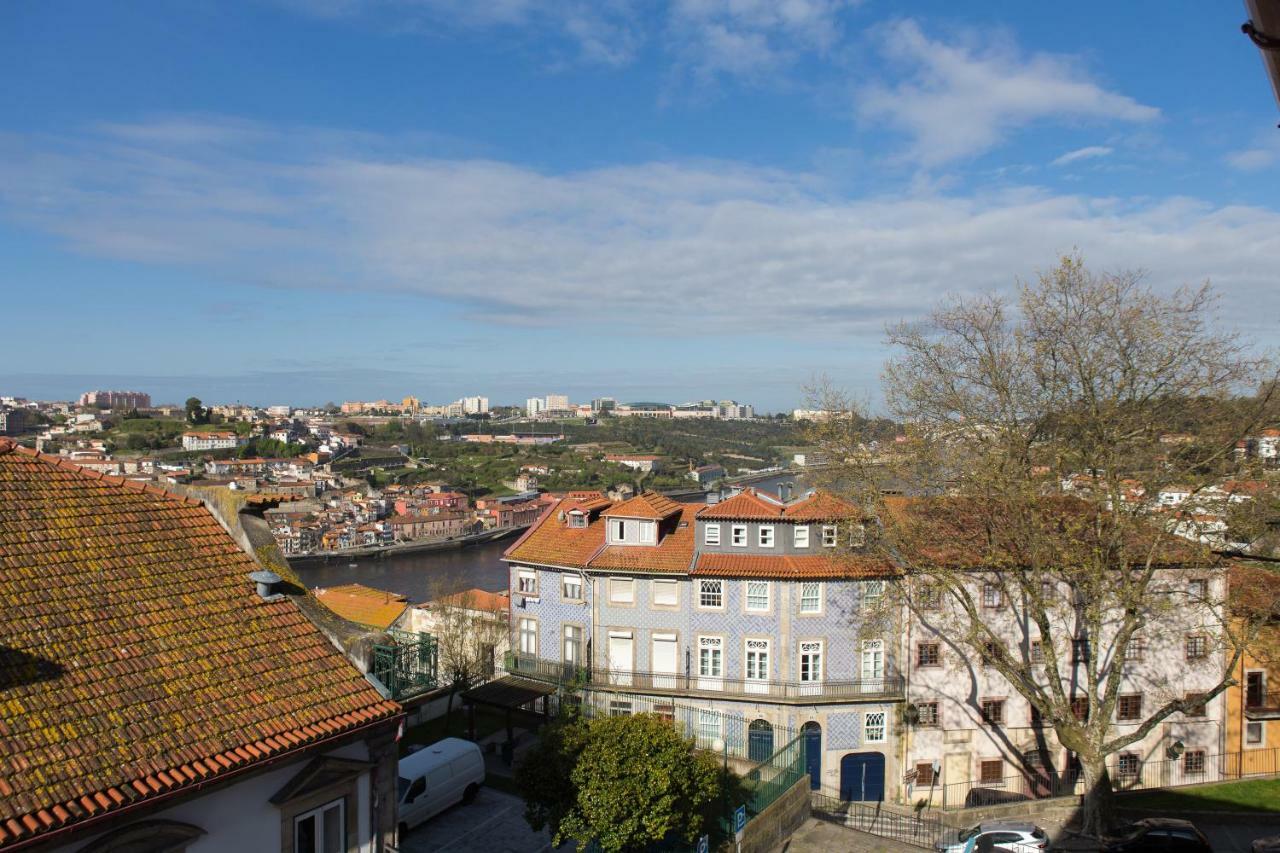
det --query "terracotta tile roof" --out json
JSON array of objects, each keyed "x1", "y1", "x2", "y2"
[
  {"x1": 782, "y1": 491, "x2": 860, "y2": 521},
  {"x1": 313, "y1": 583, "x2": 410, "y2": 629},
  {"x1": 505, "y1": 499, "x2": 606, "y2": 568},
  {"x1": 0, "y1": 440, "x2": 399, "y2": 848},
  {"x1": 603, "y1": 491, "x2": 682, "y2": 520},
  {"x1": 425, "y1": 588, "x2": 511, "y2": 615},
  {"x1": 691, "y1": 551, "x2": 895, "y2": 579},
  {"x1": 696, "y1": 488, "x2": 784, "y2": 520},
  {"x1": 589, "y1": 506, "x2": 699, "y2": 574}
]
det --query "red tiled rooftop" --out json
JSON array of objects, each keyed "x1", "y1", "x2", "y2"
[
  {"x1": 603, "y1": 491, "x2": 682, "y2": 520},
  {"x1": 314, "y1": 583, "x2": 409, "y2": 629},
  {"x1": 0, "y1": 439, "x2": 399, "y2": 847},
  {"x1": 691, "y1": 551, "x2": 895, "y2": 579}
]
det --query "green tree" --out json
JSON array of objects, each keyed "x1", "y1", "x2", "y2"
[
  {"x1": 517, "y1": 713, "x2": 725, "y2": 853},
  {"x1": 184, "y1": 397, "x2": 208, "y2": 424}
]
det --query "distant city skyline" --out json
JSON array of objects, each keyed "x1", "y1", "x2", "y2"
[{"x1": 4, "y1": 2, "x2": 1279, "y2": 407}]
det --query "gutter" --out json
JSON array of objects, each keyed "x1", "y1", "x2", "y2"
[{"x1": 3, "y1": 712, "x2": 403, "y2": 853}]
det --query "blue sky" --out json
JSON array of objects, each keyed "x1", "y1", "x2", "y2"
[{"x1": 3, "y1": 0, "x2": 1279, "y2": 411}]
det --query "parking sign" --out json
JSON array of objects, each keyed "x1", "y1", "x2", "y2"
[{"x1": 697, "y1": 834, "x2": 709, "y2": 853}]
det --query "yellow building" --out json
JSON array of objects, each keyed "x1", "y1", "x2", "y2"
[{"x1": 1224, "y1": 562, "x2": 1280, "y2": 776}]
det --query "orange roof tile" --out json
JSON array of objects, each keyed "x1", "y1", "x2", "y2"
[
  {"x1": 691, "y1": 551, "x2": 895, "y2": 579},
  {"x1": 313, "y1": 583, "x2": 410, "y2": 629},
  {"x1": 603, "y1": 491, "x2": 682, "y2": 520},
  {"x1": 696, "y1": 488, "x2": 784, "y2": 520},
  {"x1": 0, "y1": 439, "x2": 399, "y2": 848},
  {"x1": 426, "y1": 588, "x2": 511, "y2": 614},
  {"x1": 505, "y1": 499, "x2": 607, "y2": 568},
  {"x1": 782, "y1": 490, "x2": 861, "y2": 521},
  {"x1": 589, "y1": 506, "x2": 699, "y2": 573}
]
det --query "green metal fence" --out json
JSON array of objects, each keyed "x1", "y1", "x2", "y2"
[{"x1": 371, "y1": 629, "x2": 438, "y2": 700}]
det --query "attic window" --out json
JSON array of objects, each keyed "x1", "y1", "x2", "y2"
[{"x1": 568, "y1": 511, "x2": 587, "y2": 529}]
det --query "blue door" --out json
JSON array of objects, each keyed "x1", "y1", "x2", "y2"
[
  {"x1": 748, "y1": 720, "x2": 774, "y2": 763},
  {"x1": 840, "y1": 752, "x2": 886, "y2": 801},
  {"x1": 803, "y1": 722, "x2": 822, "y2": 790}
]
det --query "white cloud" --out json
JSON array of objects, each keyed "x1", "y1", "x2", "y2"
[
  {"x1": 1050, "y1": 145, "x2": 1112, "y2": 167},
  {"x1": 1226, "y1": 146, "x2": 1278, "y2": 171},
  {"x1": 857, "y1": 20, "x2": 1159, "y2": 167},
  {"x1": 1, "y1": 117, "x2": 1277, "y2": 342},
  {"x1": 666, "y1": 0, "x2": 857, "y2": 82}
]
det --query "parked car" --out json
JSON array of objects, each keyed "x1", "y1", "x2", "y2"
[
  {"x1": 937, "y1": 821, "x2": 1051, "y2": 853},
  {"x1": 1102, "y1": 818, "x2": 1212, "y2": 853},
  {"x1": 397, "y1": 737, "x2": 486, "y2": 835}
]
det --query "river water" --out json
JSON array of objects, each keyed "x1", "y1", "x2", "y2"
[
  {"x1": 291, "y1": 474, "x2": 815, "y2": 605},
  {"x1": 292, "y1": 536, "x2": 513, "y2": 604}
]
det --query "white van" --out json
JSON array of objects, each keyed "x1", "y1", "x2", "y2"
[{"x1": 397, "y1": 738, "x2": 486, "y2": 834}]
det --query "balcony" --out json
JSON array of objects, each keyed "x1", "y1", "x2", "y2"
[
  {"x1": 505, "y1": 652, "x2": 905, "y2": 704},
  {"x1": 1245, "y1": 691, "x2": 1280, "y2": 719}
]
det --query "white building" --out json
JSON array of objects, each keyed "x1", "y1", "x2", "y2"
[
  {"x1": 544, "y1": 393, "x2": 569, "y2": 411},
  {"x1": 460, "y1": 396, "x2": 489, "y2": 415},
  {"x1": 181, "y1": 431, "x2": 248, "y2": 451},
  {"x1": 526, "y1": 397, "x2": 546, "y2": 417}
]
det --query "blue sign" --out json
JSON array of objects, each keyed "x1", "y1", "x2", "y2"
[
  {"x1": 697, "y1": 834, "x2": 709, "y2": 853},
  {"x1": 734, "y1": 805, "x2": 747, "y2": 833}
]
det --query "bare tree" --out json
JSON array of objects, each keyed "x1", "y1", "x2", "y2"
[
  {"x1": 419, "y1": 572, "x2": 510, "y2": 735},
  {"x1": 812, "y1": 255, "x2": 1280, "y2": 835}
]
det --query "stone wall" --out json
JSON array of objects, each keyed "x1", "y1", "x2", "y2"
[{"x1": 730, "y1": 776, "x2": 811, "y2": 853}]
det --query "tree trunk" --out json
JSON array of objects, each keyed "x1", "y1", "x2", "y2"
[
  {"x1": 444, "y1": 685, "x2": 456, "y2": 736},
  {"x1": 1077, "y1": 753, "x2": 1116, "y2": 839}
]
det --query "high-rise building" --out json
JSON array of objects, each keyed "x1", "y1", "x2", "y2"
[
  {"x1": 544, "y1": 394, "x2": 569, "y2": 411},
  {"x1": 460, "y1": 396, "x2": 489, "y2": 415},
  {"x1": 526, "y1": 397, "x2": 546, "y2": 417},
  {"x1": 78, "y1": 390, "x2": 151, "y2": 409},
  {"x1": 591, "y1": 397, "x2": 617, "y2": 412}
]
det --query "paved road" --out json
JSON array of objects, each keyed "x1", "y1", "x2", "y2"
[
  {"x1": 397, "y1": 787, "x2": 571, "y2": 853},
  {"x1": 773, "y1": 818, "x2": 929, "y2": 853}
]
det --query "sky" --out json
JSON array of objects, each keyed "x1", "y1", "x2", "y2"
[{"x1": 3, "y1": 1, "x2": 1279, "y2": 411}]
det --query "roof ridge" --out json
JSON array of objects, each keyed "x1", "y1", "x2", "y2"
[{"x1": 8, "y1": 443, "x2": 205, "y2": 506}]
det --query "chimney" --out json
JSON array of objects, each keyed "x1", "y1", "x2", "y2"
[
  {"x1": 779, "y1": 482, "x2": 793, "y2": 502},
  {"x1": 249, "y1": 570, "x2": 283, "y2": 600}
]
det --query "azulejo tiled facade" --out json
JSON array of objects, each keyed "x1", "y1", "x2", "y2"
[{"x1": 502, "y1": 487, "x2": 1230, "y2": 805}]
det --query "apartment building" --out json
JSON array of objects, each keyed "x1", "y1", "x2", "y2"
[
  {"x1": 503, "y1": 486, "x2": 1232, "y2": 806},
  {"x1": 181, "y1": 430, "x2": 248, "y2": 451}
]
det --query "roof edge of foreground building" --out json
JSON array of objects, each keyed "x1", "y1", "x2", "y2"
[{"x1": 0, "y1": 438, "x2": 401, "y2": 849}]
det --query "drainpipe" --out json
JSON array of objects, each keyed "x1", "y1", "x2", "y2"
[{"x1": 902, "y1": 585, "x2": 913, "y2": 806}]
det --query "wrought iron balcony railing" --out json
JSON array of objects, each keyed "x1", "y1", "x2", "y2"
[
  {"x1": 505, "y1": 652, "x2": 904, "y2": 703},
  {"x1": 1245, "y1": 691, "x2": 1280, "y2": 717}
]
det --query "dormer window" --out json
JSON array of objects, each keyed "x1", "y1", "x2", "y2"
[
  {"x1": 608, "y1": 518, "x2": 658, "y2": 545},
  {"x1": 568, "y1": 511, "x2": 587, "y2": 529}
]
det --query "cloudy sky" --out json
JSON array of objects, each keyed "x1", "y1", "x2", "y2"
[{"x1": 3, "y1": 1, "x2": 1279, "y2": 410}]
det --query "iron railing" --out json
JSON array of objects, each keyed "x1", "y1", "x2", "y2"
[
  {"x1": 506, "y1": 651, "x2": 905, "y2": 703},
  {"x1": 811, "y1": 792, "x2": 948, "y2": 850},
  {"x1": 372, "y1": 629, "x2": 439, "y2": 700},
  {"x1": 936, "y1": 746, "x2": 1280, "y2": 810}
]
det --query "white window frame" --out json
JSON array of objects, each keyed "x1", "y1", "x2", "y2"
[
  {"x1": 731, "y1": 524, "x2": 748, "y2": 547},
  {"x1": 563, "y1": 624, "x2": 583, "y2": 666},
  {"x1": 639, "y1": 520, "x2": 657, "y2": 545},
  {"x1": 758, "y1": 525, "x2": 775, "y2": 548},
  {"x1": 696, "y1": 709, "x2": 722, "y2": 746},
  {"x1": 799, "y1": 581, "x2": 822, "y2": 614},
  {"x1": 294, "y1": 798, "x2": 344, "y2": 853},
  {"x1": 652, "y1": 578, "x2": 679, "y2": 607},
  {"x1": 568, "y1": 511, "x2": 587, "y2": 529},
  {"x1": 518, "y1": 617, "x2": 537, "y2": 656},
  {"x1": 745, "y1": 580, "x2": 770, "y2": 613},
  {"x1": 863, "y1": 580, "x2": 884, "y2": 605},
  {"x1": 1246, "y1": 721, "x2": 1264, "y2": 746},
  {"x1": 744, "y1": 638, "x2": 770, "y2": 693},
  {"x1": 704, "y1": 523, "x2": 721, "y2": 546},
  {"x1": 822, "y1": 524, "x2": 838, "y2": 547},
  {"x1": 517, "y1": 569, "x2": 538, "y2": 597},
  {"x1": 798, "y1": 640, "x2": 823, "y2": 694},
  {"x1": 864, "y1": 711, "x2": 886, "y2": 743},
  {"x1": 793, "y1": 525, "x2": 810, "y2": 548},
  {"x1": 561, "y1": 573, "x2": 583, "y2": 601},
  {"x1": 698, "y1": 578, "x2": 724, "y2": 609},
  {"x1": 697, "y1": 635, "x2": 724, "y2": 690},
  {"x1": 608, "y1": 576, "x2": 635, "y2": 605}
]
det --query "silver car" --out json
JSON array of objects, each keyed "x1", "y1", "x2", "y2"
[{"x1": 938, "y1": 821, "x2": 1051, "y2": 853}]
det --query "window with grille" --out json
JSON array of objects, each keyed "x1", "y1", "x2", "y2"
[
  {"x1": 982, "y1": 583, "x2": 1003, "y2": 609},
  {"x1": 979, "y1": 760, "x2": 1004, "y2": 784},
  {"x1": 917, "y1": 584, "x2": 941, "y2": 610},
  {"x1": 980, "y1": 698, "x2": 1005, "y2": 725},
  {"x1": 568, "y1": 512, "x2": 587, "y2": 528},
  {"x1": 1029, "y1": 640, "x2": 1044, "y2": 664},
  {"x1": 609, "y1": 700, "x2": 633, "y2": 717},
  {"x1": 1185, "y1": 635, "x2": 1207, "y2": 660},
  {"x1": 863, "y1": 580, "x2": 884, "y2": 605},
  {"x1": 864, "y1": 712, "x2": 886, "y2": 743},
  {"x1": 1117, "y1": 694, "x2": 1142, "y2": 721},
  {"x1": 704, "y1": 524, "x2": 720, "y2": 546},
  {"x1": 746, "y1": 581, "x2": 770, "y2": 612},
  {"x1": 982, "y1": 641, "x2": 1002, "y2": 666},
  {"x1": 1183, "y1": 750, "x2": 1206, "y2": 775},
  {"x1": 1117, "y1": 753, "x2": 1140, "y2": 778},
  {"x1": 799, "y1": 582, "x2": 822, "y2": 613},
  {"x1": 1125, "y1": 637, "x2": 1145, "y2": 663},
  {"x1": 1072, "y1": 639, "x2": 1090, "y2": 663},
  {"x1": 1071, "y1": 696, "x2": 1090, "y2": 721},
  {"x1": 917, "y1": 643, "x2": 940, "y2": 667},
  {"x1": 916, "y1": 702, "x2": 939, "y2": 727},
  {"x1": 699, "y1": 579, "x2": 723, "y2": 608},
  {"x1": 696, "y1": 710, "x2": 721, "y2": 744}
]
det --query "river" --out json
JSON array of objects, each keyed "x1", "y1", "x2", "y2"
[
  {"x1": 291, "y1": 536, "x2": 513, "y2": 603},
  {"x1": 290, "y1": 474, "x2": 815, "y2": 605}
]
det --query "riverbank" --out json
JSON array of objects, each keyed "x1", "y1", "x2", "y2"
[{"x1": 287, "y1": 524, "x2": 528, "y2": 567}]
